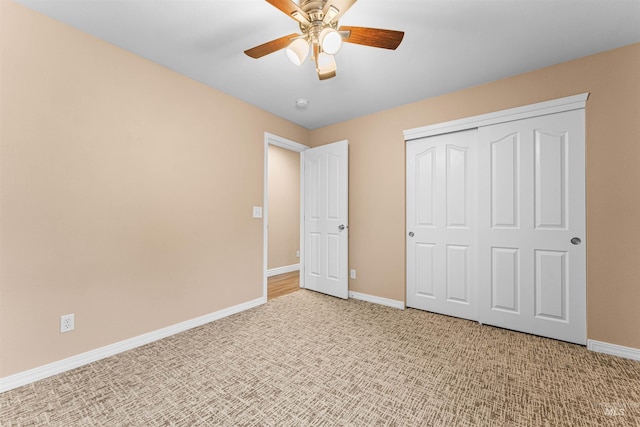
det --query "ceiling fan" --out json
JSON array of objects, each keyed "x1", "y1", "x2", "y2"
[{"x1": 244, "y1": 0, "x2": 404, "y2": 80}]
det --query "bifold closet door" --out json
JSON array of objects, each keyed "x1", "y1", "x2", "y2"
[
  {"x1": 406, "y1": 129, "x2": 478, "y2": 321},
  {"x1": 477, "y1": 109, "x2": 586, "y2": 344}
]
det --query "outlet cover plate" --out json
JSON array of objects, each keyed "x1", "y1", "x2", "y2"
[{"x1": 60, "y1": 314, "x2": 75, "y2": 333}]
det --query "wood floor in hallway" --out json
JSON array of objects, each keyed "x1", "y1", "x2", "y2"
[{"x1": 267, "y1": 271, "x2": 300, "y2": 300}]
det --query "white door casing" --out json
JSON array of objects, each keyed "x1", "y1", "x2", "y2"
[
  {"x1": 478, "y1": 109, "x2": 586, "y2": 344},
  {"x1": 406, "y1": 129, "x2": 478, "y2": 320},
  {"x1": 303, "y1": 140, "x2": 349, "y2": 299},
  {"x1": 263, "y1": 133, "x2": 309, "y2": 301}
]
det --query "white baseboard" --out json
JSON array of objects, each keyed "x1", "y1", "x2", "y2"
[
  {"x1": 0, "y1": 297, "x2": 265, "y2": 393},
  {"x1": 349, "y1": 291, "x2": 405, "y2": 310},
  {"x1": 267, "y1": 263, "x2": 300, "y2": 277},
  {"x1": 587, "y1": 339, "x2": 640, "y2": 361}
]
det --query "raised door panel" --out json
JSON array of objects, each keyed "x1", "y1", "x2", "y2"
[
  {"x1": 327, "y1": 153, "x2": 341, "y2": 220},
  {"x1": 326, "y1": 233, "x2": 341, "y2": 280},
  {"x1": 446, "y1": 245, "x2": 469, "y2": 303},
  {"x1": 446, "y1": 146, "x2": 469, "y2": 228},
  {"x1": 491, "y1": 247, "x2": 520, "y2": 313},
  {"x1": 309, "y1": 232, "x2": 322, "y2": 277},
  {"x1": 534, "y1": 250, "x2": 568, "y2": 322},
  {"x1": 416, "y1": 148, "x2": 436, "y2": 227},
  {"x1": 535, "y1": 130, "x2": 567, "y2": 230},
  {"x1": 306, "y1": 155, "x2": 321, "y2": 221},
  {"x1": 415, "y1": 243, "x2": 436, "y2": 297},
  {"x1": 491, "y1": 133, "x2": 519, "y2": 228}
]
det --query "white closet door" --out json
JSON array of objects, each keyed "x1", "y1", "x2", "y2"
[
  {"x1": 478, "y1": 109, "x2": 586, "y2": 344},
  {"x1": 406, "y1": 129, "x2": 478, "y2": 321}
]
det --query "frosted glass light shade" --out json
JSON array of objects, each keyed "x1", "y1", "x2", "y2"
[
  {"x1": 320, "y1": 28, "x2": 342, "y2": 55},
  {"x1": 316, "y1": 52, "x2": 337, "y2": 74},
  {"x1": 285, "y1": 39, "x2": 309, "y2": 65}
]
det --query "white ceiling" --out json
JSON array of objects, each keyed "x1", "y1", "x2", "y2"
[{"x1": 14, "y1": 0, "x2": 640, "y2": 129}]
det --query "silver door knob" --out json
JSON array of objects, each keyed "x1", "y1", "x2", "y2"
[
  {"x1": 571, "y1": 237, "x2": 582, "y2": 245},
  {"x1": 338, "y1": 224, "x2": 345, "y2": 231},
  {"x1": 408, "y1": 231, "x2": 415, "y2": 237}
]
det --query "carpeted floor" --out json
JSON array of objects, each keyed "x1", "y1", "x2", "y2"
[{"x1": 1, "y1": 290, "x2": 639, "y2": 426}]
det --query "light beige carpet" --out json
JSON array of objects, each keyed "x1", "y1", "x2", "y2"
[{"x1": 1, "y1": 290, "x2": 639, "y2": 426}]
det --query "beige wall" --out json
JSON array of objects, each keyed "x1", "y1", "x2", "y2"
[
  {"x1": 0, "y1": 2, "x2": 309, "y2": 377},
  {"x1": 267, "y1": 145, "x2": 300, "y2": 270},
  {"x1": 2, "y1": 1, "x2": 639, "y2": 381},
  {"x1": 310, "y1": 43, "x2": 640, "y2": 350}
]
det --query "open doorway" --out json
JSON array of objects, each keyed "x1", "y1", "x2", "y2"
[{"x1": 263, "y1": 133, "x2": 309, "y2": 301}]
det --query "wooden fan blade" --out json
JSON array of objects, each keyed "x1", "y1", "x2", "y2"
[
  {"x1": 322, "y1": 0, "x2": 357, "y2": 23},
  {"x1": 266, "y1": 0, "x2": 309, "y2": 24},
  {"x1": 244, "y1": 33, "x2": 299, "y2": 59},
  {"x1": 339, "y1": 26, "x2": 404, "y2": 50}
]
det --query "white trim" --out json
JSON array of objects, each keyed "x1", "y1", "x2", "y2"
[
  {"x1": 267, "y1": 263, "x2": 300, "y2": 277},
  {"x1": 299, "y1": 151, "x2": 305, "y2": 290},
  {"x1": 265, "y1": 132, "x2": 309, "y2": 152},
  {"x1": 0, "y1": 297, "x2": 264, "y2": 393},
  {"x1": 348, "y1": 291, "x2": 405, "y2": 310},
  {"x1": 587, "y1": 340, "x2": 640, "y2": 361},
  {"x1": 404, "y1": 93, "x2": 589, "y2": 141},
  {"x1": 263, "y1": 133, "x2": 309, "y2": 299}
]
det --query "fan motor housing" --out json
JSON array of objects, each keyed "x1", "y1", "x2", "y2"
[
  {"x1": 298, "y1": 0, "x2": 337, "y2": 45},
  {"x1": 299, "y1": 0, "x2": 326, "y2": 15}
]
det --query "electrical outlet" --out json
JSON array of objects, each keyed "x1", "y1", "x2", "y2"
[
  {"x1": 60, "y1": 314, "x2": 74, "y2": 333},
  {"x1": 296, "y1": 250, "x2": 300, "y2": 258},
  {"x1": 350, "y1": 269, "x2": 356, "y2": 279}
]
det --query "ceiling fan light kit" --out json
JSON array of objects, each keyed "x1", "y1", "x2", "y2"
[
  {"x1": 244, "y1": 0, "x2": 404, "y2": 80},
  {"x1": 317, "y1": 51, "x2": 337, "y2": 73},
  {"x1": 319, "y1": 27, "x2": 342, "y2": 54},
  {"x1": 285, "y1": 38, "x2": 310, "y2": 65}
]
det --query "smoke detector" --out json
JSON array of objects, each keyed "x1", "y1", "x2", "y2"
[{"x1": 295, "y1": 98, "x2": 309, "y2": 110}]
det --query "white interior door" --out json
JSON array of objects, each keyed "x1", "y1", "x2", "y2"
[
  {"x1": 303, "y1": 140, "x2": 348, "y2": 299},
  {"x1": 477, "y1": 109, "x2": 586, "y2": 344},
  {"x1": 406, "y1": 129, "x2": 478, "y2": 320}
]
